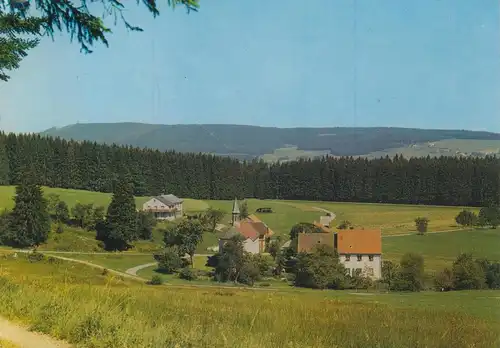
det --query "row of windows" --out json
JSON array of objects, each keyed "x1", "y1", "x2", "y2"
[{"x1": 345, "y1": 255, "x2": 375, "y2": 262}]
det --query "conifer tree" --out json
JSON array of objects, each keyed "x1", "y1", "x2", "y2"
[
  {"x1": 7, "y1": 172, "x2": 50, "y2": 247},
  {"x1": 99, "y1": 176, "x2": 137, "y2": 250}
]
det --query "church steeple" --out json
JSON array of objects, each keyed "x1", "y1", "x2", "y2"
[{"x1": 231, "y1": 197, "x2": 240, "y2": 226}]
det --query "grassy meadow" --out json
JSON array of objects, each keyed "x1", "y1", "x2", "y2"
[
  {"x1": 0, "y1": 339, "x2": 20, "y2": 348},
  {"x1": 0, "y1": 253, "x2": 498, "y2": 348},
  {"x1": 383, "y1": 229, "x2": 500, "y2": 272}
]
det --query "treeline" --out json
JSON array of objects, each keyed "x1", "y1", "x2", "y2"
[{"x1": 0, "y1": 132, "x2": 498, "y2": 206}]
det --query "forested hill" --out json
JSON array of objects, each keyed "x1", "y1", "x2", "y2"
[
  {"x1": 1, "y1": 132, "x2": 499, "y2": 207},
  {"x1": 41, "y1": 123, "x2": 500, "y2": 160}
]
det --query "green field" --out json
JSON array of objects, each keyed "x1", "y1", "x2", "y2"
[
  {"x1": 383, "y1": 229, "x2": 500, "y2": 272},
  {"x1": 0, "y1": 253, "x2": 498, "y2": 347},
  {"x1": 0, "y1": 186, "x2": 207, "y2": 212}
]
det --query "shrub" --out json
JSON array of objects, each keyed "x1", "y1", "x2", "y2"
[
  {"x1": 179, "y1": 267, "x2": 198, "y2": 281},
  {"x1": 434, "y1": 268, "x2": 453, "y2": 291},
  {"x1": 28, "y1": 251, "x2": 45, "y2": 263},
  {"x1": 47, "y1": 256, "x2": 62, "y2": 265},
  {"x1": 452, "y1": 253, "x2": 486, "y2": 290},
  {"x1": 149, "y1": 275, "x2": 163, "y2": 285},
  {"x1": 259, "y1": 282, "x2": 271, "y2": 287},
  {"x1": 153, "y1": 247, "x2": 183, "y2": 274},
  {"x1": 102, "y1": 268, "x2": 109, "y2": 276},
  {"x1": 56, "y1": 223, "x2": 64, "y2": 234},
  {"x1": 414, "y1": 217, "x2": 429, "y2": 235},
  {"x1": 455, "y1": 210, "x2": 477, "y2": 227}
]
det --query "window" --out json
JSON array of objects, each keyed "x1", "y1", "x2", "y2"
[
  {"x1": 369, "y1": 255, "x2": 374, "y2": 261},
  {"x1": 345, "y1": 255, "x2": 350, "y2": 261},
  {"x1": 346, "y1": 268, "x2": 351, "y2": 275},
  {"x1": 357, "y1": 255, "x2": 362, "y2": 262},
  {"x1": 367, "y1": 267, "x2": 374, "y2": 276}
]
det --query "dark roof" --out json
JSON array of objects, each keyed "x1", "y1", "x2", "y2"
[
  {"x1": 297, "y1": 233, "x2": 335, "y2": 252},
  {"x1": 155, "y1": 194, "x2": 183, "y2": 205}
]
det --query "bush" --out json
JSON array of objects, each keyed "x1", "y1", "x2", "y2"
[
  {"x1": 102, "y1": 268, "x2": 109, "y2": 276},
  {"x1": 434, "y1": 268, "x2": 453, "y2": 291},
  {"x1": 258, "y1": 282, "x2": 271, "y2": 287},
  {"x1": 179, "y1": 267, "x2": 198, "y2": 281},
  {"x1": 28, "y1": 251, "x2": 45, "y2": 263},
  {"x1": 414, "y1": 217, "x2": 429, "y2": 235},
  {"x1": 452, "y1": 253, "x2": 486, "y2": 290},
  {"x1": 47, "y1": 256, "x2": 62, "y2": 265},
  {"x1": 56, "y1": 223, "x2": 64, "y2": 234},
  {"x1": 149, "y1": 275, "x2": 163, "y2": 285},
  {"x1": 455, "y1": 210, "x2": 477, "y2": 227},
  {"x1": 153, "y1": 247, "x2": 183, "y2": 274}
]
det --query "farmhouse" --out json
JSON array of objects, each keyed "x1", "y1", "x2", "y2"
[
  {"x1": 218, "y1": 198, "x2": 273, "y2": 254},
  {"x1": 142, "y1": 194, "x2": 183, "y2": 220},
  {"x1": 297, "y1": 228, "x2": 382, "y2": 280}
]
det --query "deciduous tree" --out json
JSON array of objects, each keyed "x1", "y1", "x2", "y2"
[
  {"x1": 163, "y1": 219, "x2": 204, "y2": 266},
  {"x1": 202, "y1": 207, "x2": 224, "y2": 232},
  {"x1": 455, "y1": 210, "x2": 477, "y2": 227}
]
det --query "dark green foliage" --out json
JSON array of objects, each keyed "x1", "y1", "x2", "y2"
[
  {"x1": 390, "y1": 253, "x2": 425, "y2": 292},
  {"x1": 479, "y1": 260, "x2": 500, "y2": 289},
  {"x1": 6, "y1": 180, "x2": 51, "y2": 247},
  {"x1": 381, "y1": 260, "x2": 399, "y2": 289},
  {"x1": 163, "y1": 219, "x2": 204, "y2": 266},
  {"x1": 294, "y1": 245, "x2": 348, "y2": 290},
  {"x1": 451, "y1": 253, "x2": 486, "y2": 290},
  {"x1": 239, "y1": 201, "x2": 249, "y2": 219},
  {"x1": 55, "y1": 222, "x2": 64, "y2": 234},
  {"x1": 0, "y1": 137, "x2": 9, "y2": 184},
  {"x1": 207, "y1": 235, "x2": 260, "y2": 284},
  {"x1": 54, "y1": 201, "x2": 70, "y2": 223},
  {"x1": 201, "y1": 207, "x2": 224, "y2": 232},
  {"x1": 136, "y1": 210, "x2": 156, "y2": 240},
  {"x1": 455, "y1": 210, "x2": 477, "y2": 227},
  {"x1": 153, "y1": 247, "x2": 184, "y2": 274},
  {"x1": 0, "y1": 209, "x2": 10, "y2": 244},
  {"x1": 98, "y1": 178, "x2": 137, "y2": 251},
  {"x1": 42, "y1": 123, "x2": 500, "y2": 159},
  {"x1": 1, "y1": 2, "x2": 198, "y2": 81},
  {"x1": 179, "y1": 267, "x2": 198, "y2": 281},
  {"x1": 414, "y1": 217, "x2": 429, "y2": 235},
  {"x1": 149, "y1": 275, "x2": 163, "y2": 285},
  {"x1": 0, "y1": 13, "x2": 44, "y2": 81},
  {"x1": 268, "y1": 240, "x2": 280, "y2": 260},
  {"x1": 0, "y1": 132, "x2": 498, "y2": 207},
  {"x1": 477, "y1": 206, "x2": 500, "y2": 229}
]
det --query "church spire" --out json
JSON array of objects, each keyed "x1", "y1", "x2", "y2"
[{"x1": 231, "y1": 197, "x2": 240, "y2": 226}]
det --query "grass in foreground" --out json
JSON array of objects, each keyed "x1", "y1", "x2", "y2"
[
  {"x1": 0, "y1": 254, "x2": 498, "y2": 348},
  {"x1": 0, "y1": 339, "x2": 20, "y2": 348}
]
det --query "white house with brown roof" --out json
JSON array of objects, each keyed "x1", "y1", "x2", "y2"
[
  {"x1": 337, "y1": 229, "x2": 382, "y2": 279},
  {"x1": 142, "y1": 194, "x2": 183, "y2": 220},
  {"x1": 218, "y1": 198, "x2": 273, "y2": 254}
]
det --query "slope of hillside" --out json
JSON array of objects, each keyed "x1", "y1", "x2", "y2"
[{"x1": 41, "y1": 123, "x2": 500, "y2": 160}]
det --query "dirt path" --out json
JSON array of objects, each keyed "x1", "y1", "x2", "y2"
[
  {"x1": 0, "y1": 317, "x2": 72, "y2": 348},
  {"x1": 125, "y1": 262, "x2": 157, "y2": 276}
]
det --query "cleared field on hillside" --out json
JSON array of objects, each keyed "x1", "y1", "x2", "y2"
[
  {"x1": 0, "y1": 186, "x2": 207, "y2": 212},
  {"x1": 0, "y1": 255, "x2": 497, "y2": 348},
  {"x1": 383, "y1": 229, "x2": 500, "y2": 272},
  {"x1": 280, "y1": 200, "x2": 474, "y2": 235}
]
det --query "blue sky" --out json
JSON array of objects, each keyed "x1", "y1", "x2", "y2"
[{"x1": 1, "y1": 0, "x2": 499, "y2": 133}]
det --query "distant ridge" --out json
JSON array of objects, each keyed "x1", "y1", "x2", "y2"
[{"x1": 40, "y1": 123, "x2": 500, "y2": 161}]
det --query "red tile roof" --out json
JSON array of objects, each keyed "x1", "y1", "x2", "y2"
[{"x1": 337, "y1": 229, "x2": 382, "y2": 255}]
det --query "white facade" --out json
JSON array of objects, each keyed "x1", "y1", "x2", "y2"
[
  {"x1": 142, "y1": 198, "x2": 183, "y2": 221},
  {"x1": 341, "y1": 254, "x2": 382, "y2": 280},
  {"x1": 218, "y1": 238, "x2": 260, "y2": 254}
]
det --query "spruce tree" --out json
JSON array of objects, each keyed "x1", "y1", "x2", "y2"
[
  {"x1": 100, "y1": 177, "x2": 137, "y2": 250},
  {"x1": 0, "y1": 135, "x2": 9, "y2": 184},
  {"x1": 7, "y1": 174, "x2": 50, "y2": 247}
]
